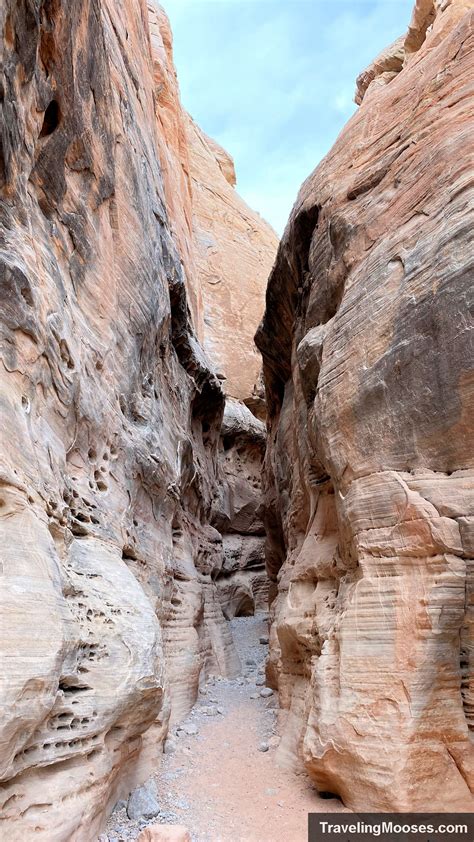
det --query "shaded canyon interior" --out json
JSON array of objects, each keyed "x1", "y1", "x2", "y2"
[{"x1": 0, "y1": 0, "x2": 473, "y2": 838}]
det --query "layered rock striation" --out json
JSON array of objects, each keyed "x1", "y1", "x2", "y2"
[
  {"x1": 0, "y1": 1, "x2": 275, "y2": 839},
  {"x1": 256, "y1": 0, "x2": 474, "y2": 813},
  {"x1": 149, "y1": 4, "x2": 278, "y2": 401},
  {"x1": 187, "y1": 116, "x2": 277, "y2": 402}
]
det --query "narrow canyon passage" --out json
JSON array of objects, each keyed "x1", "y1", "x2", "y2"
[
  {"x1": 105, "y1": 614, "x2": 346, "y2": 842},
  {"x1": 1, "y1": 1, "x2": 473, "y2": 838}
]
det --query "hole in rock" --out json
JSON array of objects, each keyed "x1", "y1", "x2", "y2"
[
  {"x1": 39, "y1": 100, "x2": 61, "y2": 138},
  {"x1": 234, "y1": 595, "x2": 255, "y2": 617},
  {"x1": 20, "y1": 285, "x2": 34, "y2": 306},
  {"x1": 293, "y1": 203, "x2": 319, "y2": 276},
  {"x1": 318, "y1": 791, "x2": 342, "y2": 801},
  {"x1": 71, "y1": 521, "x2": 89, "y2": 537},
  {"x1": 58, "y1": 680, "x2": 90, "y2": 695}
]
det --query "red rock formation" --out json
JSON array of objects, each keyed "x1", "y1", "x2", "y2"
[
  {"x1": 256, "y1": 0, "x2": 474, "y2": 812},
  {"x1": 186, "y1": 116, "x2": 278, "y2": 402},
  {"x1": 149, "y1": 3, "x2": 278, "y2": 400},
  {"x1": 148, "y1": 3, "x2": 201, "y2": 336},
  {"x1": 146, "y1": 0, "x2": 276, "y2": 726},
  {"x1": 0, "y1": 1, "x2": 275, "y2": 839}
]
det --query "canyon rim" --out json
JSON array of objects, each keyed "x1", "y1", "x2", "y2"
[{"x1": 0, "y1": 0, "x2": 473, "y2": 840}]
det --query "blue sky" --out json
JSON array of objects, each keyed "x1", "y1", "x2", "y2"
[{"x1": 165, "y1": 0, "x2": 413, "y2": 234}]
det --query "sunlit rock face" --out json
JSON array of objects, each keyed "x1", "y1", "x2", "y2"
[
  {"x1": 149, "y1": 4, "x2": 278, "y2": 403},
  {"x1": 0, "y1": 1, "x2": 275, "y2": 839},
  {"x1": 147, "y1": 2, "x2": 202, "y2": 337},
  {"x1": 186, "y1": 116, "x2": 278, "y2": 403},
  {"x1": 256, "y1": 0, "x2": 474, "y2": 812}
]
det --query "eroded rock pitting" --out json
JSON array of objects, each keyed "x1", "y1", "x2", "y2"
[{"x1": 0, "y1": 1, "x2": 276, "y2": 839}]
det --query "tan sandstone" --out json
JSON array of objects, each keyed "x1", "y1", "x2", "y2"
[
  {"x1": 149, "y1": 3, "x2": 278, "y2": 402},
  {"x1": 256, "y1": 0, "x2": 474, "y2": 813},
  {"x1": 0, "y1": 1, "x2": 275, "y2": 840},
  {"x1": 186, "y1": 116, "x2": 278, "y2": 402},
  {"x1": 213, "y1": 400, "x2": 269, "y2": 619}
]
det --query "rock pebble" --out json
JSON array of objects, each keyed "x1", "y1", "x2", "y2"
[
  {"x1": 137, "y1": 826, "x2": 191, "y2": 842},
  {"x1": 112, "y1": 800, "x2": 127, "y2": 813},
  {"x1": 126, "y1": 780, "x2": 160, "y2": 820},
  {"x1": 164, "y1": 739, "x2": 177, "y2": 754}
]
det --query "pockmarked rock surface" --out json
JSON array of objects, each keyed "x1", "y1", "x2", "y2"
[
  {"x1": 256, "y1": 0, "x2": 474, "y2": 812},
  {"x1": 0, "y1": 2, "x2": 275, "y2": 840}
]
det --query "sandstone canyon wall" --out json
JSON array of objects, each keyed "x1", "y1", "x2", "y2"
[
  {"x1": 186, "y1": 116, "x2": 277, "y2": 402},
  {"x1": 256, "y1": 0, "x2": 474, "y2": 813},
  {"x1": 0, "y1": 2, "x2": 276, "y2": 839},
  {"x1": 148, "y1": 5, "x2": 277, "y2": 402}
]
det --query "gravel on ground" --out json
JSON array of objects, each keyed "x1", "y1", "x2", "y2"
[{"x1": 104, "y1": 612, "x2": 347, "y2": 842}]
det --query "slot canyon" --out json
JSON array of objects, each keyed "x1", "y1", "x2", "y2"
[{"x1": 0, "y1": 0, "x2": 473, "y2": 840}]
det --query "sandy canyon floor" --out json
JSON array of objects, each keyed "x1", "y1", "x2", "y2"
[{"x1": 104, "y1": 613, "x2": 347, "y2": 842}]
